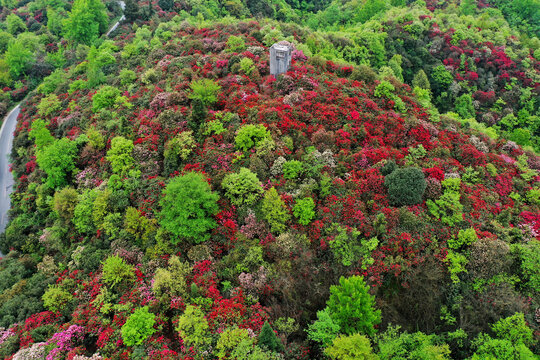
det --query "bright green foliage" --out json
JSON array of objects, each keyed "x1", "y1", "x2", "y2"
[
  {"x1": 427, "y1": 178, "x2": 463, "y2": 226},
  {"x1": 388, "y1": 54, "x2": 403, "y2": 81},
  {"x1": 226, "y1": 35, "x2": 246, "y2": 52},
  {"x1": 119, "y1": 69, "x2": 137, "y2": 86},
  {"x1": 430, "y1": 65, "x2": 453, "y2": 93},
  {"x1": 221, "y1": 167, "x2": 263, "y2": 206},
  {"x1": 262, "y1": 187, "x2": 290, "y2": 234},
  {"x1": 445, "y1": 251, "x2": 468, "y2": 283},
  {"x1": 307, "y1": 308, "x2": 341, "y2": 347},
  {"x1": 460, "y1": 0, "x2": 476, "y2": 15},
  {"x1": 91, "y1": 188, "x2": 110, "y2": 228},
  {"x1": 124, "y1": 207, "x2": 155, "y2": 244},
  {"x1": 47, "y1": 8, "x2": 64, "y2": 36},
  {"x1": 377, "y1": 326, "x2": 451, "y2": 360},
  {"x1": 189, "y1": 78, "x2": 221, "y2": 106},
  {"x1": 283, "y1": 160, "x2": 304, "y2": 179},
  {"x1": 238, "y1": 57, "x2": 255, "y2": 76},
  {"x1": 35, "y1": 138, "x2": 78, "y2": 189},
  {"x1": 121, "y1": 307, "x2": 156, "y2": 347},
  {"x1": 164, "y1": 131, "x2": 196, "y2": 168},
  {"x1": 491, "y1": 313, "x2": 534, "y2": 347},
  {"x1": 329, "y1": 224, "x2": 378, "y2": 268},
  {"x1": 455, "y1": 93, "x2": 475, "y2": 119},
  {"x1": 93, "y1": 86, "x2": 121, "y2": 112},
  {"x1": 326, "y1": 275, "x2": 381, "y2": 336},
  {"x1": 6, "y1": 14, "x2": 27, "y2": 35},
  {"x1": 412, "y1": 70, "x2": 431, "y2": 90},
  {"x1": 215, "y1": 327, "x2": 251, "y2": 358},
  {"x1": 106, "y1": 136, "x2": 135, "y2": 175},
  {"x1": 152, "y1": 256, "x2": 191, "y2": 301},
  {"x1": 258, "y1": 321, "x2": 284, "y2": 352},
  {"x1": 73, "y1": 189, "x2": 98, "y2": 234},
  {"x1": 86, "y1": 127, "x2": 105, "y2": 150},
  {"x1": 325, "y1": 334, "x2": 378, "y2": 360},
  {"x1": 53, "y1": 187, "x2": 78, "y2": 222},
  {"x1": 293, "y1": 197, "x2": 315, "y2": 225},
  {"x1": 515, "y1": 240, "x2": 540, "y2": 295},
  {"x1": 160, "y1": 172, "x2": 219, "y2": 243},
  {"x1": 5, "y1": 41, "x2": 34, "y2": 77},
  {"x1": 471, "y1": 333, "x2": 536, "y2": 360},
  {"x1": 37, "y1": 94, "x2": 61, "y2": 118},
  {"x1": 235, "y1": 124, "x2": 271, "y2": 152},
  {"x1": 63, "y1": 0, "x2": 108, "y2": 45},
  {"x1": 102, "y1": 255, "x2": 135, "y2": 288},
  {"x1": 374, "y1": 81, "x2": 395, "y2": 98},
  {"x1": 384, "y1": 167, "x2": 426, "y2": 206},
  {"x1": 42, "y1": 284, "x2": 73, "y2": 313},
  {"x1": 29, "y1": 119, "x2": 54, "y2": 149},
  {"x1": 176, "y1": 305, "x2": 211, "y2": 349},
  {"x1": 448, "y1": 228, "x2": 478, "y2": 250}
]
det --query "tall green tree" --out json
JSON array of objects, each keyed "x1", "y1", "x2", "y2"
[
  {"x1": 5, "y1": 41, "x2": 34, "y2": 77},
  {"x1": 160, "y1": 172, "x2": 220, "y2": 244},
  {"x1": 63, "y1": 0, "x2": 108, "y2": 45}
]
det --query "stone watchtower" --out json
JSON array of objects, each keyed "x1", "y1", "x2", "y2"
[{"x1": 270, "y1": 43, "x2": 292, "y2": 77}]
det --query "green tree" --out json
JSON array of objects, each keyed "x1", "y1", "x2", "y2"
[
  {"x1": 189, "y1": 78, "x2": 221, "y2": 106},
  {"x1": 258, "y1": 321, "x2": 284, "y2": 352},
  {"x1": 121, "y1": 307, "x2": 156, "y2": 346},
  {"x1": 42, "y1": 284, "x2": 73, "y2": 313},
  {"x1": 325, "y1": 334, "x2": 378, "y2": 360},
  {"x1": 412, "y1": 70, "x2": 431, "y2": 90},
  {"x1": 307, "y1": 308, "x2": 341, "y2": 347},
  {"x1": 63, "y1": 0, "x2": 108, "y2": 45},
  {"x1": 29, "y1": 119, "x2": 54, "y2": 149},
  {"x1": 215, "y1": 327, "x2": 252, "y2": 358},
  {"x1": 5, "y1": 41, "x2": 34, "y2": 77},
  {"x1": 93, "y1": 85, "x2": 121, "y2": 112},
  {"x1": 326, "y1": 276, "x2": 381, "y2": 336},
  {"x1": 384, "y1": 167, "x2": 426, "y2": 206},
  {"x1": 6, "y1": 14, "x2": 27, "y2": 35},
  {"x1": 293, "y1": 197, "x2": 315, "y2": 225},
  {"x1": 102, "y1": 255, "x2": 135, "y2": 288},
  {"x1": 221, "y1": 167, "x2": 263, "y2": 206},
  {"x1": 124, "y1": 0, "x2": 140, "y2": 21},
  {"x1": 460, "y1": 0, "x2": 476, "y2": 16},
  {"x1": 159, "y1": 172, "x2": 220, "y2": 244},
  {"x1": 35, "y1": 138, "x2": 78, "y2": 189},
  {"x1": 53, "y1": 187, "x2": 78, "y2": 222},
  {"x1": 455, "y1": 93, "x2": 475, "y2": 119},
  {"x1": 73, "y1": 189, "x2": 98, "y2": 234},
  {"x1": 235, "y1": 124, "x2": 271, "y2": 152},
  {"x1": 262, "y1": 187, "x2": 290, "y2": 234},
  {"x1": 106, "y1": 136, "x2": 134, "y2": 176},
  {"x1": 226, "y1": 35, "x2": 246, "y2": 53},
  {"x1": 377, "y1": 326, "x2": 451, "y2": 360},
  {"x1": 491, "y1": 313, "x2": 534, "y2": 347},
  {"x1": 176, "y1": 305, "x2": 211, "y2": 350}
]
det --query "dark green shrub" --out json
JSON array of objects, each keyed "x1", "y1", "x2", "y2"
[{"x1": 384, "y1": 167, "x2": 426, "y2": 206}]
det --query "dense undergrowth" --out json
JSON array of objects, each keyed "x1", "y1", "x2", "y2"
[{"x1": 0, "y1": 0, "x2": 539, "y2": 359}]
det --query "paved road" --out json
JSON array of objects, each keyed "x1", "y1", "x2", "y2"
[
  {"x1": 106, "y1": 1, "x2": 126, "y2": 37},
  {"x1": 0, "y1": 105, "x2": 19, "y2": 256}
]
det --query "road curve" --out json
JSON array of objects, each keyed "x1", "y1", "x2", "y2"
[
  {"x1": 0, "y1": 105, "x2": 20, "y2": 256},
  {"x1": 106, "y1": 1, "x2": 126, "y2": 37}
]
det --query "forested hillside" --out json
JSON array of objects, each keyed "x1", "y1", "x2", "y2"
[{"x1": 0, "y1": 0, "x2": 539, "y2": 359}]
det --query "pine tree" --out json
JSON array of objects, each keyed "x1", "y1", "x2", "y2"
[
  {"x1": 412, "y1": 69, "x2": 431, "y2": 90},
  {"x1": 258, "y1": 321, "x2": 284, "y2": 352}
]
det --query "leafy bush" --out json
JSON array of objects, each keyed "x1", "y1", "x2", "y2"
[
  {"x1": 221, "y1": 168, "x2": 263, "y2": 206},
  {"x1": 53, "y1": 187, "x2": 78, "y2": 222},
  {"x1": 325, "y1": 333, "x2": 378, "y2": 360},
  {"x1": 92, "y1": 86, "x2": 121, "y2": 112},
  {"x1": 160, "y1": 172, "x2": 220, "y2": 243},
  {"x1": 226, "y1": 35, "x2": 246, "y2": 52},
  {"x1": 42, "y1": 284, "x2": 73, "y2": 313},
  {"x1": 384, "y1": 167, "x2": 426, "y2": 206},
  {"x1": 307, "y1": 308, "x2": 341, "y2": 347},
  {"x1": 258, "y1": 321, "x2": 284, "y2": 352},
  {"x1": 102, "y1": 255, "x2": 135, "y2": 288},
  {"x1": 235, "y1": 124, "x2": 271, "y2": 152},
  {"x1": 189, "y1": 78, "x2": 221, "y2": 106},
  {"x1": 106, "y1": 136, "x2": 135, "y2": 175},
  {"x1": 283, "y1": 160, "x2": 303, "y2": 179},
  {"x1": 176, "y1": 305, "x2": 211, "y2": 349},
  {"x1": 293, "y1": 197, "x2": 315, "y2": 225},
  {"x1": 121, "y1": 307, "x2": 156, "y2": 346},
  {"x1": 37, "y1": 94, "x2": 61, "y2": 118},
  {"x1": 327, "y1": 275, "x2": 381, "y2": 336},
  {"x1": 448, "y1": 228, "x2": 477, "y2": 250},
  {"x1": 262, "y1": 187, "x2": 290, "y2": 234},
  {"x1": 377, "y1": 326, "x2": 451, "y2": 360},
  {"x1": 35, "y1": 138, "x2": 78, "y2": 189}
]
